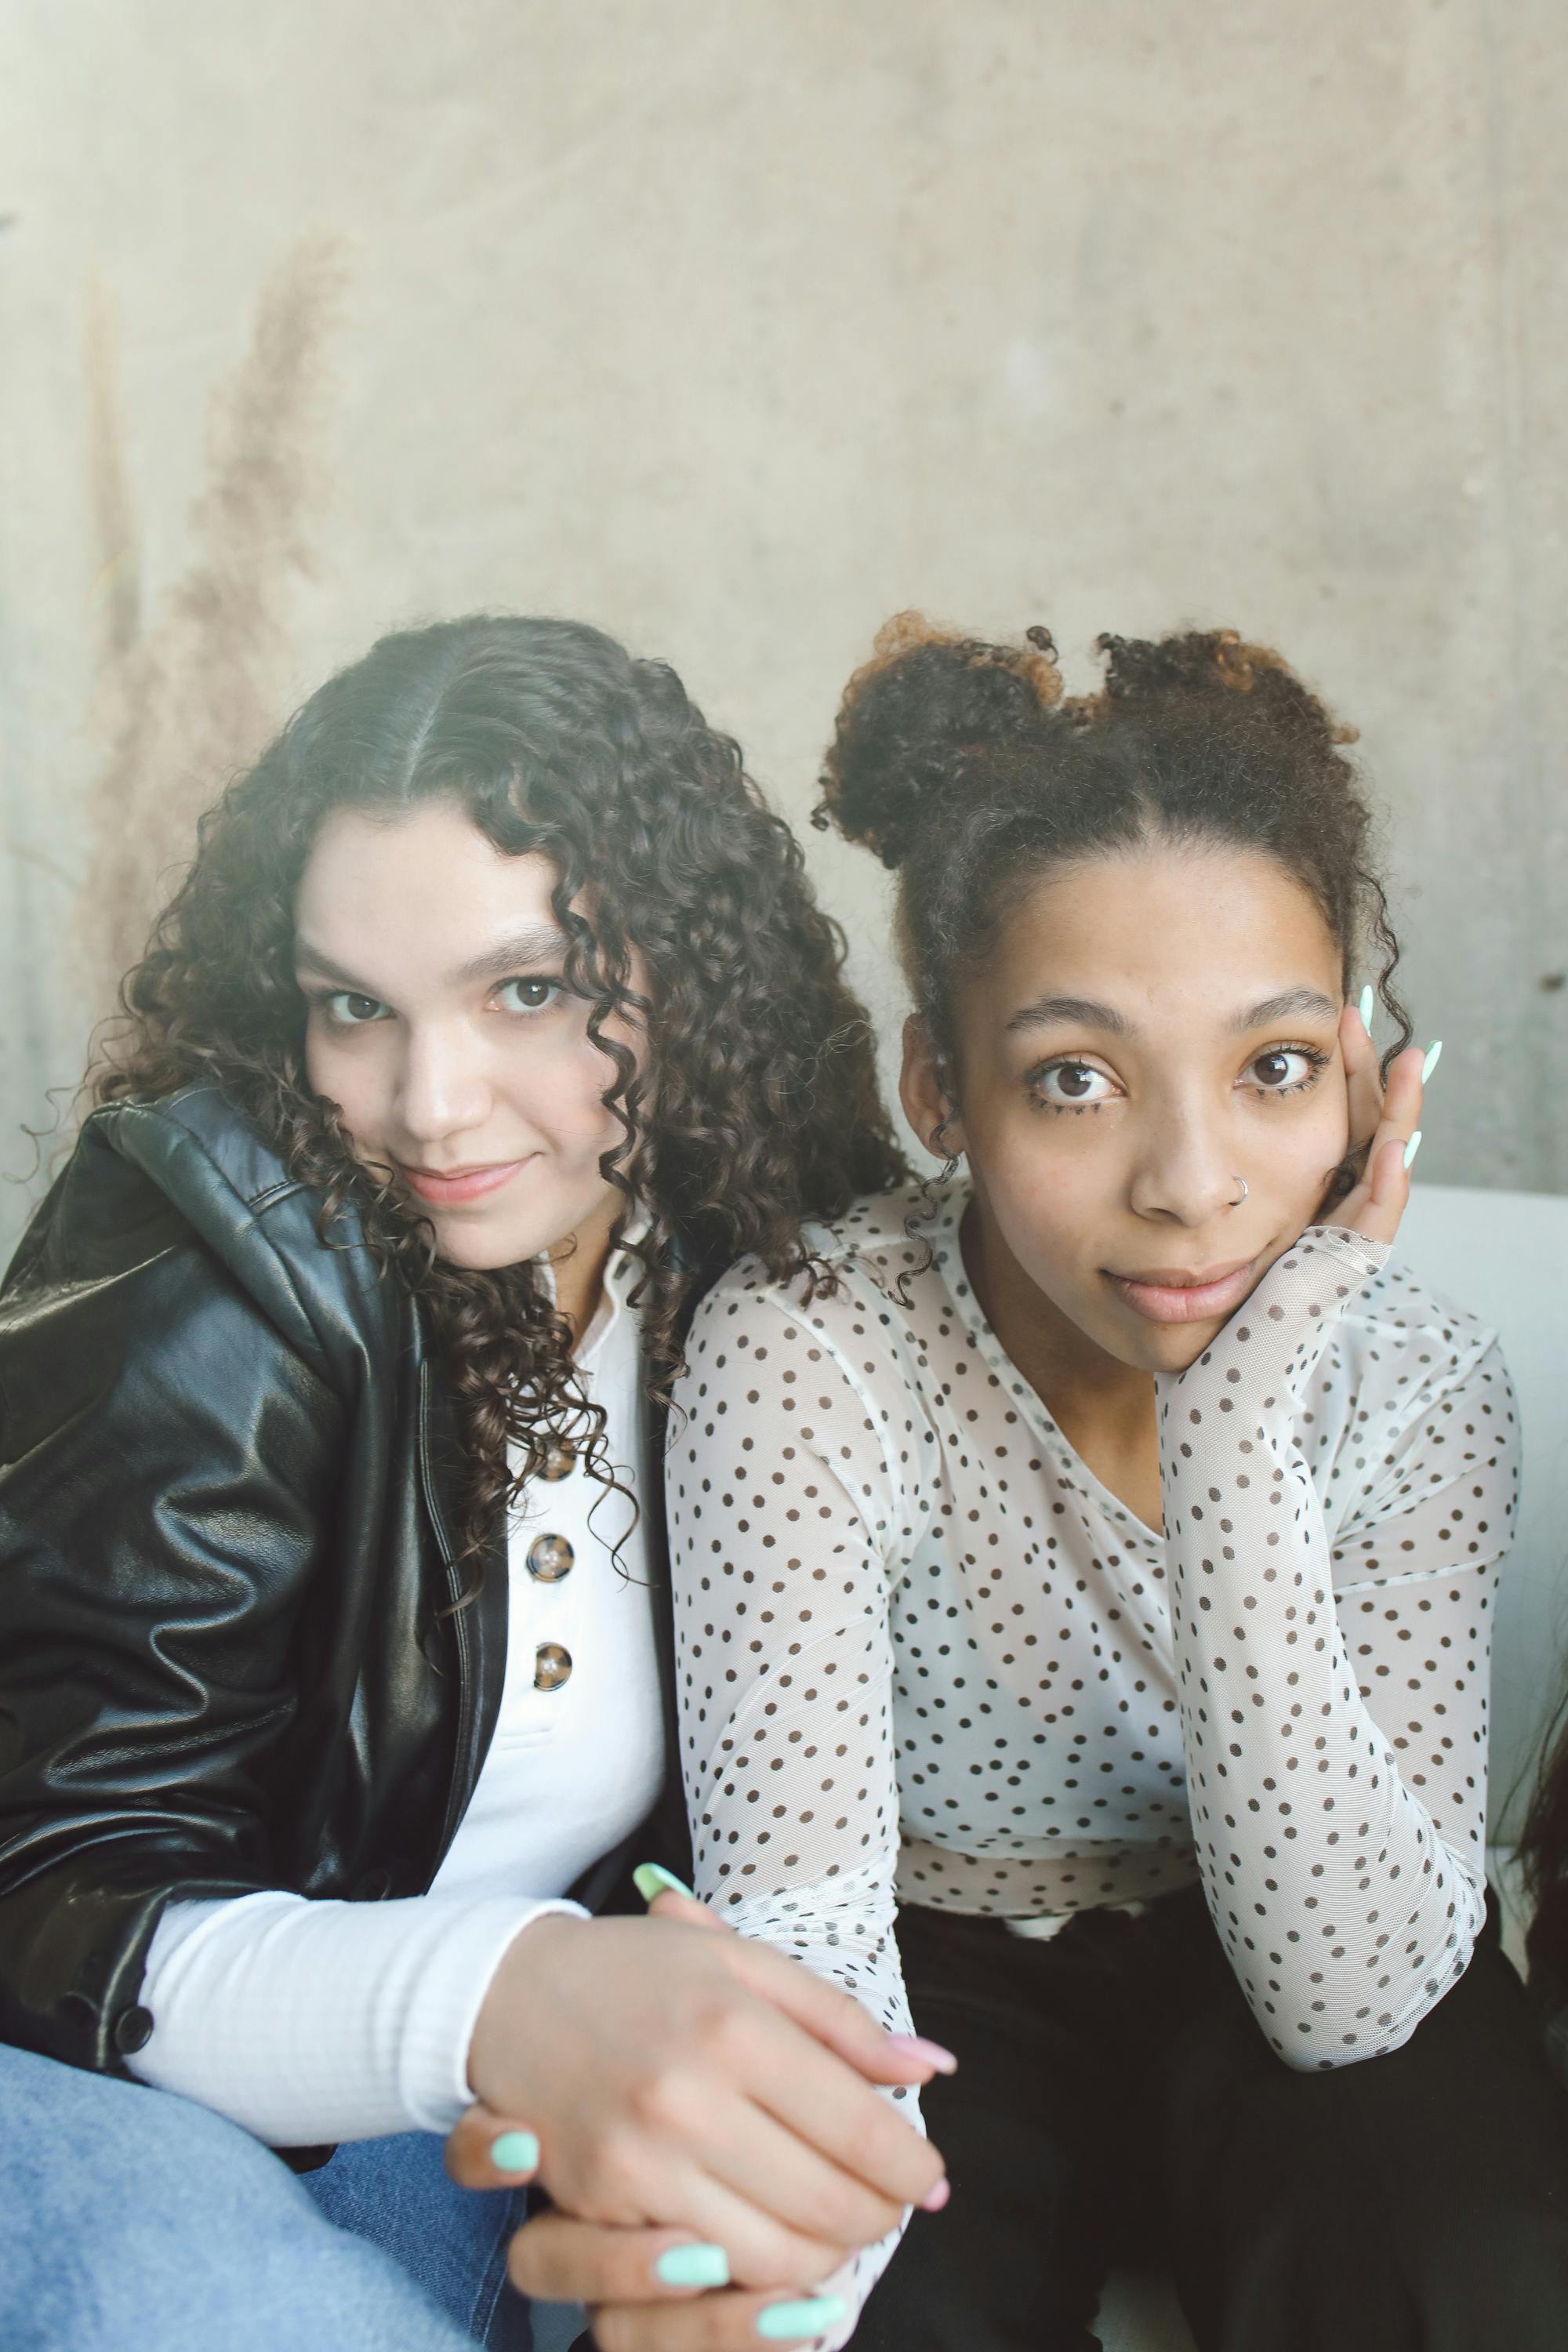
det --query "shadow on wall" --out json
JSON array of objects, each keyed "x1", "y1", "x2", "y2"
[{"x1": 76, "y1": 232, "x2": 347, "y2": 1046}]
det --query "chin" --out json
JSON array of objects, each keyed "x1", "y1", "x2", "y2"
[
  {"x1": 426, "y1": 1214, "x2": 538, "y2": 1273},
  {"x1": 1094, "y1": 1311, "x2": 1223, "y2": 1377},
  {"x1": 1144, "y1": 1323, "x2": 1222, "y2": 1374}
]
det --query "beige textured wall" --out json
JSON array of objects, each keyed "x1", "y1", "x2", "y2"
[{"x1": 2, "y1": 0, "x2": 1565, "y2": 1262}]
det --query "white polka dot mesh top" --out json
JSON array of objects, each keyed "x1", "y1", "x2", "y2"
[{"x1": 670, "y1": 1174, "x2": 1517, "y2": 2072}]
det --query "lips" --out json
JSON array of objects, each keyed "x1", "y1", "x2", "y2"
[
  {"x1": 1104, "y1": 1255, "x2": 1259, "y2": 1326},
  {"x1": 399, "y1": 1157, "x2": 532, "y2": 1206}
]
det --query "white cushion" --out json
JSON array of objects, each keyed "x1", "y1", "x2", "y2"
[{"x1": 1392, "y1": 1185, "x2": 1568, "y2": 1838}]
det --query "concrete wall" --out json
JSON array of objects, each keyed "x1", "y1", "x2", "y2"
[{"x1": 2, "y1": 0, "x2": 1564, "y2": 1263}]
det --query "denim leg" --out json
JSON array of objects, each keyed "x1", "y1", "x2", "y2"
[
  {"x1": 303, "y1": 2129, "x2": 533, "y2": 2350},
  {"x1": 0, "y1": 2041, "x2": 477, "y2": 2352}
]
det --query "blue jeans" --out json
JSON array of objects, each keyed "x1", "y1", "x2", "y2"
[{"x1": 0, "y1": 2041, "x2": 583, "y2": 2352}]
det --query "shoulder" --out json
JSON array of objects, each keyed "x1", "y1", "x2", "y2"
[
  {"x1": 3, "y1": 1087, "x2": 401, "y2": 1381},
  {"x1": 684, "y1": 1180, "x2": 957, "y2": 1359},
  {"x1": 1314, "y1": 1248, "x2": 1518, "y2": 1543},
  {"x1": 1324, "y1": 1247, "x2": 1508, "y2": 1412}
]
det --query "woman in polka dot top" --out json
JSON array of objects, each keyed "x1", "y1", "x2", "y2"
[{"x1": 665, "y1": 620, "x2": 1568, "y2": 2352}]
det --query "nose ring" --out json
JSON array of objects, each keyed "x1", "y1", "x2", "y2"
[{"x1": 1229, "y1": 1174, "x2": 1248, "y2": 1207}]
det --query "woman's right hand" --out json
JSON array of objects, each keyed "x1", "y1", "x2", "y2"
[
  {"x1": 444, "y1": 2120, "x2": 858, "y2": 2350},
  {"x1": 465, "y1": 1900, "x2": 947, "y2": 2290}
]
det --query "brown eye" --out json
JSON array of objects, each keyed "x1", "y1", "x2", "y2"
[
  {"x1": 324, "y1": 991, "x2": 387, "y2": 1025},
  {"x1": 1033, "y1": 1059, "x2": 1116, "y2": 1107},
  {"x1": 1247, "y1": 1049, "x2": 1316, "y2": 1092},
  {"x1": 496, "y1": 977, "x2": 562, "y2": 1014}
]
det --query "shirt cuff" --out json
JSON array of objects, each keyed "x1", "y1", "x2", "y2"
[{"x1": 132, "y1": 1889, "x2": 588, "y2": 2144}]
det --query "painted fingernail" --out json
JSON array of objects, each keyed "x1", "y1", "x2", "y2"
[
  {"x1": 1403, "y1": 1129, "x2": 1423, "y2": 1170},
  {"x1": 633, "y1": 1862, "x2": 695, "y2": 1904},
  {"x1": 920, "y1": 2175, "x2": 952, "y2": 2212},
  {"x1": 884, "y1": 2032, "x2": 959, "y2": 2075},
  {"x1": 757, "y1": 2298, "x2": 848, "y2": 2341},
  {"x1": 1358, "y1": 984, "x2": 1375, "y2": 1030},
  {"x1": 1421, "y1": 1039, "x2": 1443, "y2": 1083},
  {"x1": 488, "y1": 2130, "x2": 539, "y2": 2175},
  {"x1": 655, "y1": 2242, "x2": 730, "y2": 2288}
]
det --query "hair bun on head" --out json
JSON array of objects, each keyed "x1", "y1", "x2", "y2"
[{"x1": 815, "y1": 612, "x2": 1062, "y2": 869}]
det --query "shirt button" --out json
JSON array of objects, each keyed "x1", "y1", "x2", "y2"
[
  {"x1": 527, "y1": 1534, "x2": 575, "y2": 1582},
  {"x1": 539, "y1": 1441, "x2": 576, "y2": 1482},
  {"x1": 533, "y1": 1642, "x2": 572, "y2": 1692},
  {"x1": 112, "y1": 2004, "x2": 155, "y2": 2056}
]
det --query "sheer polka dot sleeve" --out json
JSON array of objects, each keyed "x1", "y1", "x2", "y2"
[
  {"x1": 1156, "y1": 1225, "x2": 1518, "y2": 2070},
  {"x1": 668, "y1": 1272, "x2": 922, "y2": 2334}
]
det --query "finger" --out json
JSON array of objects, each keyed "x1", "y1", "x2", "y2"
[
  {"x1": 590, "y1": 2287, "x2": 851, "y2": 2352},
  {"x1": 646, "y1": 1888, "x2": 733, "y2": 1938},
  {"x1": 614, "y1": 2155, "x2": 856, "y2": 2291},
  {"x1": 1338, "y1": 1002, "x2": 1385, "y2": 1158},
  {"x1": 1328, "y1": 1042, "x2": 1425, "y2": 1236},
  {"x1": 726, "y1": 1933, "x2": 956, "y2": 2091},
  {"x1": 736, "y1": 2013, "x2": 946, "y2": 2219},
  {"x1": 505, "y1": 2211, "x2": 732, "y2": 2304},
  {"x1": 656, "y1": 2077, "x2": 906, "y2": 2256},
  {"x1": 1380, "y1": 1042, "x2": 1425, "y2": 1132},
  {"x1": 1366, "y1": 1132, "x2": 1415, "y2": 1222},
  {"x1": 646, "y1": 1885, "x2": 954, "y2": 2090},
  {"x1": 446, "y1": 2103, "x2": 539, "y2": 2189}
]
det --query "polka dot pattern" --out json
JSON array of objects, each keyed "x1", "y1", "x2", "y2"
[{"x1": 667, "y1": 1182, "x2": 1517, "y2": 2328}]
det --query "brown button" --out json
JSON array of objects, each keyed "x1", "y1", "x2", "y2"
[
  {"x1": 112, "y1": 2004, "x2": 155, "y2": 2056},
  {"x1": 533, "y1": 1642, "x2": 572, "y2": 1692},
  {"x1": 527, "y1": 1533, "x2": 575, "y2": 1582},
  {"x1": 539, "y1": 1441, "x2": 576, "y2": 1483}
]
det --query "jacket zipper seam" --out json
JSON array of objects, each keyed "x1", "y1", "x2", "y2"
[{"x1": 418, "y1": 1360, "x2": 477, "y2": 1864}]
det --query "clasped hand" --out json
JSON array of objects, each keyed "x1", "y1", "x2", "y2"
[{"x1": 448, "y1": 1884, "x2": 948, "y2": 2347}]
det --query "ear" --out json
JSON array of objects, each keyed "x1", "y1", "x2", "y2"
[{"x1": 899, "y1": 1015, "x2": 965, "y2": 1164}]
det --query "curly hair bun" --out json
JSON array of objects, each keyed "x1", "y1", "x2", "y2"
[
  {"x1": 816, "y1": 612, "x2": 1064, "y2": 869},
  {"x1": 1097, "y1": 627, "x2": 1360, "y2": 754}
]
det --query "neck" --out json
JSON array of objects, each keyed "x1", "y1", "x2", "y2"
[{"x1": 547, "y1": 1195, "x2": 622, "y2": 1348}]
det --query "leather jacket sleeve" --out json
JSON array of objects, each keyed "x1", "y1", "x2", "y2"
[{"x1": 0, "y1": 1181, "x2": 344, "y2": 2075}]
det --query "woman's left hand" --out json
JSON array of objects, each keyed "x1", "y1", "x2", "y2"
[{"x1": 1319, "y1": 1007, "x2": 1428, "y2": 1250}]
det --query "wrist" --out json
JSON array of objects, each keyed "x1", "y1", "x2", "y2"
[{"x1": 468, "y1": 1908, "x2": 592, "y2": 2107}]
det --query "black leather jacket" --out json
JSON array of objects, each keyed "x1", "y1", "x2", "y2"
[{"x1": 0, "y1": 1087, "x2": 690, "y2": 2086}]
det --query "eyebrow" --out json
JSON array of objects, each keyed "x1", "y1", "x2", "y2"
[
  {"x1": 1004, "y1": 985, "x2": 1339, "y2": 1040},
  {"x1": 293, "y1": 923, "x2": 572, "y2": 997},
  {"x1": 1004, "y1": 993, "x2": 1131, "y2": 1037},
  {"x1": 1227, "y1": 987, "x2": 1339, "y2": 1033}
]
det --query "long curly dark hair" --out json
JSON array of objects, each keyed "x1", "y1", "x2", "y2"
[
  {"x1": 815, "y1": 613, "x2": 1411, "y2": 1126},
  {"x1": 93, "y1": 614, "x2": 906, "y2": 1566}
]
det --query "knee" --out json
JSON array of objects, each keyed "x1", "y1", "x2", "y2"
[{"x1": 0, "y1": 2042, "x2": 286, "y2": 2222}]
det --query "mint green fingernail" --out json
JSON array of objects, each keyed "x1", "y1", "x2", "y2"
[
  {"x1": 633, "y1": 1861, "x2": 694, "y2": 1904},
  {"x1": 757, "y1": 2299, "x2": 848, "y2": 2342},
  {"x1": 1403, "y1": 1129, "x2": 1423, "y2": 1170},
  {"x1": 488, "y1": 2130, "x2": 539, "y2": 2174},
  {"x1": 1421, "y1": 1039, "x2": 1443, "y2": 1083},
  {"x1": 655, "y1": 2242, "x2": 731, "y2": 2288},
  {"x1": 1358, "y1": 984, "x2": 1374, "y2": 1030}
]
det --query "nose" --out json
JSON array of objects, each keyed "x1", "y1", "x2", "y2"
[
  {"x1": 1126, "y1": 1102, "x2": 1240, "y2": 1227},
  {"x1": 394, "y1": 1021, "x2": 493, "y2": 1149}
]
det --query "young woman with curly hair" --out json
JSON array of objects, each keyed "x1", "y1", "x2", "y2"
[
  {"x1": 558, "y1": 616, "x2": 1568, "y2": 2352},
  {"x1": 0, "y1": 615, "x2": 951, "y2": 2352}
]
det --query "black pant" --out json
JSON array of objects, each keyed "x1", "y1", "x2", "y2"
[{"x1": 851, "y1": 1888, "x2": 1568, "y2": 2351}]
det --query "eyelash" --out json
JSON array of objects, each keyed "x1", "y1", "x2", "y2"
[{"x1": 1025, "y1": 1044, "x2": 1331, "y2": 1113}]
